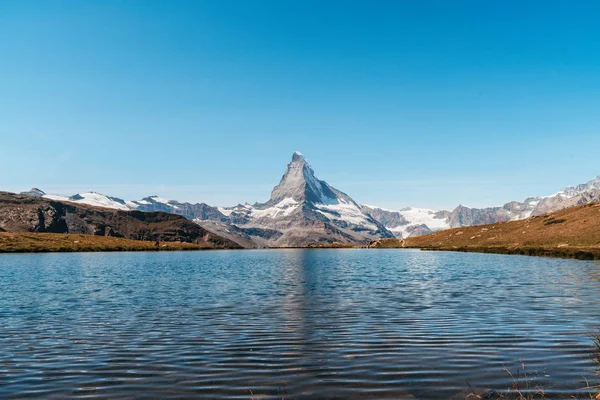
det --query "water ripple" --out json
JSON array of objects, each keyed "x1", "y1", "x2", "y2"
[{"x1": 0, "y1": 250, "x2": 599, "y2": 399}]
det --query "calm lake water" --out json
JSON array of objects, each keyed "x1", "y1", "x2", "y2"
[{"x1": 1, "y1": 249, "x2": 599, "y2": 399}]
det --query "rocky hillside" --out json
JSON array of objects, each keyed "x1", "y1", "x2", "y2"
[{"x1": 0, "y1": 192, "x2": 242, "y2": 249}]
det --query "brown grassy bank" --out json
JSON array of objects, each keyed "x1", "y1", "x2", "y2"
[
  {"x1": 370, "y1": 202, "x2": 600, "y2": 260},
  {"x1": 0, "y1": 232, "x2": 217, "y2": 253}
]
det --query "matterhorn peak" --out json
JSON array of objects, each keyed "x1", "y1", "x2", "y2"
[
  {"x1": 267, "y1": 152, "x2": 347, "y2": 206},
  {"x1": 292, "y1": 151, "x2": 305, "y2": 161}
]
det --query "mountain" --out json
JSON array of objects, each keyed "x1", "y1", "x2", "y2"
[
  {"x1": 21, "y1": 153, "x2": 393, "y2": 247},
  {"x1": 19, "y1": 158, "x2": 600, "y2": 244},
  {"x1": 363, "y1": 176, "x2": 600, "y2": 237},
  {"x1": 444, "y1": 176, "x2": 600, "y2": 228},
  {"x1": 0, "y1": 192, "x2": 242, "y2": 249},
  {"x1": 197, "y1": 152, "x2": 394, "y2": 247}
]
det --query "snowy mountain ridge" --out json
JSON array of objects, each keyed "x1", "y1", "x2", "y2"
[
  {"x1": 20, "y1": 159, "x2": 600, "y2": 244},
  {"x1": 362, "y1": 175, "x2": 600, "y2": 237}
]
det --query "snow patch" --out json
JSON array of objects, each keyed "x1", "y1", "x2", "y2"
[
  {"x1": 149, "y1": 196, "x2": 171, "y2": 205},
  {"x1": 316, "y1": 201, "x2": 377, "y2": 229},
  {"x1": 362, "y1": 204, "x2": 396, "y2": 212},
  {"x1": 63, "y1": 192, "x2": 132, "y2": 210},
  {"x1": 43, "y1": 194, "x2": 70, "y2": 202},
  {"x1": 398, "y1": 207, "x2": 450, "y2": 231},
  {"x1": 217, "y1": 207, "x2": 234, "y2": 216},
  {"x1": 250, "y1": 198, "x2": 299, "y2": 219},
  {"x1": 387, "y1": 225, "x2": 413, "y2": 238}
]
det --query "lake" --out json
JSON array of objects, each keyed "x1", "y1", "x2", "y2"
[{"x1": 1, "y1": 249, "x2": 599, "y2": 399}]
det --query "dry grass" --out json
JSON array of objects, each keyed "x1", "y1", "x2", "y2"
[
  {"x1": 466, "y1": 365, "x2": 598, "y2": 400},
  {"x1": 466, "y1": 361, "x2": 547, "y2": 400},
  {"x1": 0, "y1": 232, "x2": 215, "y2": 253},
  {"x1": 594, "y1": 335, "x2": 600, "y2": 376},
  {"x1": 467, "y1": 337, "x2": 600, "y2": 400},
  {"x1": 249, "y1": 382, "x2": 287, "y2": 399}
]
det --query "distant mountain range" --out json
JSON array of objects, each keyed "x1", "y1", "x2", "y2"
[
  {"x1": 19, "y1": 152, "x2": 600, "y2": 248},
  {"x1": 363, "y1": 175, "x2": 600, "y2": 238}
]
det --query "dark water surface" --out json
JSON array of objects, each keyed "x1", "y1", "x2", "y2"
[{"x1": 1, "y1": 249, "x2": 599, "y2": 399}]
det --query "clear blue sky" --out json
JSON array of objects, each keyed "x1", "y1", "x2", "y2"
[{"x1": 1, "y1": 1, "x2": 599, "y2": 210}]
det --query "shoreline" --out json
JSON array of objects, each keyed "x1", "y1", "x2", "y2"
[
  {"x1": 0, "y1": 232, "x2": 220, "y2": 253},
  {"x1": 2, "y1": 233, "x2": 600, "y2": 260},
  {"x1": 369, "y1": 238, "x2": 600, "y2": 260},
  {"x1": 409, "y1": 245, "x2": 600, "y2": 260}
]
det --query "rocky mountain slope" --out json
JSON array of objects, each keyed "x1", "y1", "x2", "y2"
[{"x1": 0, "y1": 192, "x2": 241, "y2": 249}]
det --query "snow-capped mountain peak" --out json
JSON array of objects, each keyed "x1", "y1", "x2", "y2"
[
  {"x1": 147, "y1": 195, "x2": 172, "y2": 205},
  {"x1": 551, "y1": 175, "x2": 600, "y2": 199},
  {"x1": 19, "y1": 153, "x2": 600, "y2": 247},
  {"x1": 269, "y1": 152, "x2": 340, "y2": 205},
  {"x1": 200, "y1": 152, "x2": 394, "y2": 246},
  {"x1": 69, "y1": 192, "x2": 130, "y2": 210}
]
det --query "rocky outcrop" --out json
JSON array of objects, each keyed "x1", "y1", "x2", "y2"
[
  {"x1": 403, "y1": 224, "x2": 433, "y2": 237},
  {"x1": 446, "y1": 205, "x2": 511, "y2": 228},
  {"x1": 0, "y1": 192, "x2": 242, "y2": 249},
  {"x1": 360, "y1": 206, "x2": 409, "y2": 229},
  {"x1": 20, "y1": 188, "x2": 46, "y2": 197}
]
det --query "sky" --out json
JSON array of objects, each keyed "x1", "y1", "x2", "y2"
[{"x1": 1, "y1": 0, "x2": 600, "y2": 210}]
